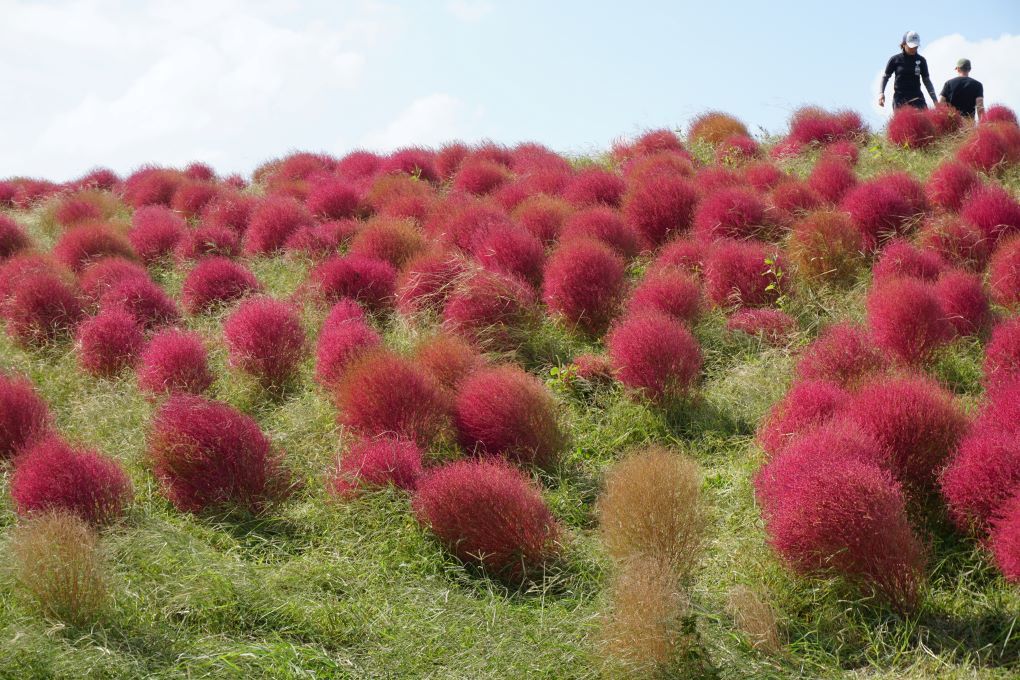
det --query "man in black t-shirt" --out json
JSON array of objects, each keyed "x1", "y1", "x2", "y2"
[{"x1": 940, "y1": 58, "x2": 985, "y2": 121}]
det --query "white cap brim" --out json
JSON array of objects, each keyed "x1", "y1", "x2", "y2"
[{"x1": 906, "y1": 40, "x2": 919, "y2": 47}]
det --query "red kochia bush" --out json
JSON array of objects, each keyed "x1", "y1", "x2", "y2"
[
  {"x1": 100, "y1": 277, "x2": 180, "y2": 330},
  {"x1": 454, "y1": 365, "x2": 565, "y2": 468},
  {"x1": 984, "y1": 318, "x2": 1020, "y2": 395},
  {"x1": 175, "y1": 224, "x2": 241, "y2": 261},
  {"x1": 469, "y1": 225, "x2": 545, "y2": 288},
  {"x1": 607, "y1": 312, "x2": 702, "y2": 403},
  {"x1": 328, "y1": 436, "x2": 424, "y2": 498},
  {"x1": 121, "y1": 167, "x2": 182, "y2": 208},
  {"x1": 693, "y1": 187, "x2": 769, "y2": 241},
  {"x1": 990, "y1": 493, "x2": 1020, "y2": 583},
  {"x1": 788, "y1": 210, "x2": 863, "y2": 284},
  {"x1": 770, "y1": 181, "x2": 822, "y2": 216},
  {"x1": 786, "y1": 107, "x2": 866, "y2": 146},
  {"x1": 933, "y1": 270, "x2": 991, "y2": 336},
  {"x1": 887, "y1": 106, "x2": 938, "y2": 148},
  {"x1": 627, "y1": 269, "x2": 701, "y2": 324},
  {"x1": 137, "y1": 329, "x2": 214, "y2": 396},
  {"x1": 703, "y1": 239, "x2": 785, "y2": 308},
  {"x1": 305, "y1": 178, "x2": 361, "y2": 219},
  {"x1": 171, "y1": 180, "x2": 219, "y2": 219},
  {"x1": 53, "y1": 225, "x2": 136, "y2": 272},
  {"x1": 756, "y1": 380, "x2": 850, "y2": 457},
  {"x1": 224, "y1": 298, "x2": 307, "y2": 388},
  {"x1": 866, "y1": 277, "x2": 954, "y2": 365},
  {"x1": 743, "y1": 161, "x2": 787, "y2": 191},
  {"x1": 754, "y1": 447, "x2": 924, "y2": 610},
  {"x1": 560, "y1": 207, "x2": 640, "y2": 258},
  {"x1": 243, "y1": 196, "x2": 315, "y2": 255},
  {"x1": 381, "y1": 147, "x2": 439, "y2": 183},
  {"x1": 350, "y1": 218, "x2": 424, "y2": 269},
  {"x1": 956, "y1": 123, "x2": 1020, "y2": 172},
  {"x1": 452, "y1": 159, "x2": 512, "y2": 196},
  {"x1": 0, "y1": 215, "x2": 30, "y2": 260},
  {"x1": 10, "y1": 436, "x2": 132, "y2": 525},
  {"x1": 512, "y1": 195, "x2": 573, "y2": 244},
  {"x1": 181, "y1": 257, "x2": 262, "y2": 313},
  {"x1": 716, "y1": 134, "x2": 760, "y2": 164},
  {"x1": 649, "y1": 238, "x2": 707, "y2": 276},
  {"x1": 314, "y1": 315, "x2": 380, "y2": 389},
  {"x1": 148, "y1": 395, "x2": 291, "y2": 513},
  {"x1": 983, "y1": 105, "x2": 1018, "y2": 126},
  {"x1": 542, "y1": 239, "x2": 625, "y2": 335},
  {"x1": 413, "y1": 333, "x2": 482, "y2": 392},
  {"x1": 75, "y1": 309, "x2": 145, "y2": 377},
  {"x1": 309, "y1": 255, "x2": 397, "y2": 311},
  {"x1": 561, "y1": 168, "x2": 626, "y2": 208},
  {"x1": 925, "y1": 161, "x2": 981, "y2": 213},
  {"x1": 336, "y1": 150, "x2": 382, "y2": 180},
  {"x1": 917, "y1": 217, "x2": 991, "y2": 272},
  {"x1": 841, "y1": 181, "x2": 918, "y2": 251},
  {"x1": 412, "y1": 458, "x2": 561, "y2": 583},
  {"x1": 333, "y1": 349, "x2": 450, "y2": 446},
  {"x1": 795, "y1": 322, "x2": 889, "y2": 388},
  {"x1": 201, "y1": 193, "x2": 256, "y2": 234},
  {"x1": 5, "y1": 273, "x2": 84, "y2": 346},
  {"x1": 844, "y1": 375, "x2": 968, "y2": 490},
  {"x1": 128, "y1": 206, "x2": 187, "y2": 263},
  {"x1": 872, "y1": 239, "x2": 947, "y2": 284},
  {"x1": 961, "y1": 184, "x2": 1020, "y2": 242},
  {"x1": 727, "y1": 308, "x2": 797, "y2": 345},
  {"x1": 0, "y1": 374, "x2": 53, "y2": 460},
  {"x1": 940, "y1": 427, "x2": 1020, "y2": 533},
  {"x1": 285, "y1": 219, "x2": 358, "y2": 257},
  {"x1": 442, "y1": 270, "x2": 537, "y2": 350},
  {"x1": 395, "y1": 250, "x2": 466, "y2": 315},
  {"x1": 989, "y1": 235, "x2": 1020, "y2": 307},
  {"x1": 622, "y1": 173, "x2": 700, "y2": 247},
  {"x1": 808, "y1": 157, "x2": 857, "y2": 204}
]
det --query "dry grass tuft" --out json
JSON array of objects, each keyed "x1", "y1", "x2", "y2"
[
  {"x1": 726, "y1": 585, "x2": 783, "y2": 654},
  {"x1": 10, "y1": 511, "x2": 109, "y2": 626}
]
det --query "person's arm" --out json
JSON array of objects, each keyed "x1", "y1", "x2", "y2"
[
  {"x1": 939, "y1": 81, "x2": 949, "y2": 104},
  {"x1": 976, "y1": 97, "x2": 985, "y2": 123},
  {"x1": 921, "y1": 58, "x2": 937, "y2": 104},
  {"x1": 879, "y1": 56, "x2": 896, "y2": 106}
]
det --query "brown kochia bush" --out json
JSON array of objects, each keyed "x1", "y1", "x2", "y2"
[{"x1": 10, "y1": 511, "x2": 108, "y2": 626}]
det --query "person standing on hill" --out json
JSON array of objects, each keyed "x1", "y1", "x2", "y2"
[
  {"x1": 879, "y1": 31, "x2": 938, "y2": 110},
  {"x1": 940, "y1": 58, "x2": 985, "y2": 122}
]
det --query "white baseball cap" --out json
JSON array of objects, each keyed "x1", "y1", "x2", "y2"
[{"x1": 903, "y1": 31, "x2": 920, "y2": 48}]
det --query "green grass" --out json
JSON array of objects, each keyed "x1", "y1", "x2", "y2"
[{"x1": 1, "y1": 135, "x2": 1019, "y2": 679}]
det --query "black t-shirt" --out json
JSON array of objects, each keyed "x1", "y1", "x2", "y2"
[
  {"x1": 940, "y1": 76, "x2": 984, "y2": 117},
  {"x1": 884, "y1": 52, "x2": 929, "y2": 94}
]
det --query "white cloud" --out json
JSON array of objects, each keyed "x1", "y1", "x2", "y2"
[
  {"x1": 870, "y1": 33, "x2": 1020, "y2": 120},
  {"x1": 360, "y1": 93, "x2": 484, "y2": 150},
  {"x1": 445, "y1": 0, "x2": 494, "y2": 23}
]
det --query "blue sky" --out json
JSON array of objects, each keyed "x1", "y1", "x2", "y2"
[{"x1": 1, "y1": 0, "x2": 1018, "y2": 179}]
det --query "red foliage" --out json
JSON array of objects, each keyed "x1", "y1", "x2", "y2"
[
  {"x1": 984, "y1": 318, "x2": 1020, "y2": 395},
  {"x1": 395, "y1": 250, "x2": 466, "y2": 315},
  {"x1": 201, "y1": 193, "x2": 256, "y2": 235},
  {"x1": 771, "y1": 181, "x2": 822, "y2": 216},
  {"x1": 53, "y1": 224, "x2": 136, "y2": 272},
  {"x1": 727, "y1": 308, "x2": 797, "y2": 345},
  {"x1": 956, "y1": 123, "x2": 1020, "y2": 173},
  {"x1": 570, "y1": 353, "x2": 614, "y2": 382},
  {"x1": 350, "y1": 218, "x2": 425, "y2": 269},
  {"x1": 53, "y1": 197, "x2": 102, "y2": 229},
  {"x1": 560, "y1": 207, "x2": 640, "y2": 258},
  {"x1": 794, "y1": 322, "x2": 889, "y2": 388},
  {"x1": 78, "y1": 258, "x2": 147, "y2": 303},
  {"x1": 887, "y1": 106, "x2": 938, "y2": 148},
  {"x1": 0, "y1": 215, "x2": 31, "y2": 260},
  {"x1": 940, "y1": 427, "x2": 1020, "y2": 533},
  {"x1": 983, "y1": 105, "x2": 1018, "y2": 126},
  {"x1": 917, "y1": 217, "x2": 991, "y2": 272},
  {"x1": 924, "y1": 161, "x2": 982, "y2": 213},
  {"x1": 121, "y1": 167, "x2": 182, "y2": 208},
  {"x1": 244, "y1": 195, "x2": 315, "y2": 255},
  {"x1": 305, "y1": 178, "x2": 361, "y2": 220},
  {"x1": 716, "y1": 134, "x2": 760, "y2": 164},
  {"x1": 845, "y1": 374, "x2": 968, "y2": 490},
  {"x1": 688, "y1": 112, "x2": 749, "y2": 144},
  {"x1": 171, "y1": 180, "x2": 219, "y2": 219},
  {"x1": 328, "y1": 436, "x2": 424, "y2": 498},
  {"x1": 621, "y1": 151, "x2": 695, "y2": 184},
  {"x1": 137, "y1": 329, "x2": 214, "y2": 396},
  {"x1": 412, "y1": 458, "x2": 561, "y2": 582},
  {"x1": 454, "y1": 365, "x2": 564, "y2": 468},
  {"x1": 453, "y1": 159, "x2": 513, "y2": 196},
  {"x1": 872, "y1": 239, "x2": 947, "y2": 283},
  {"x1": 413, "y1": 332, "x2": 482, "y2": 392},
  {"x1": 175, "y1": 223, "x2": 241, "y2": 261},
  {"x1": 429, "y1": 200, "x2": 513, "y2": 252},
  {"x1": 285, "y1": 219, "x2": 358, "y2": 258},
  {"x1": 649, "y1": 238, "x2": 707, "y2": 276},
  {"x1": 69, "y1": 168, "x2": 120, "y2": 192},
  {"x1": 606, "y1": 312, "x2": 702, "y2": 402},
  {"x1": 807, "y1": 157, "x2": 857, "y2": 204},
  {"x1": 381, "y1": 147, "x2": 439, "y2": 183},
  {"x1": 100, "y1": 277, "x2": 180, "y2": 330},
  {"x1": 10, "y1": 435, "x2": 132, "y2": 525},
  {"x1": 561, "y1": 168, "x2": 626, "y2": 208},
  {"x1": 181, "y1": 257, "x2": 262, "y2": 314},
  {"x1": 756, "y1": 380, "x2": 850, "y2": 457},
  {"x1": 613, "y1": 129, "x2": 687, "y2": 161},
  {"x1": 866, "y1": 277, "x2": 954, "y2": 365},
  {"x1": 960, "y1": 184, "x2": 1020, "y2": 242},
  {"x1": 694, "y1": 166, "x2": 744, "y2": 195},
  {"x1": 840, "y1": 180, "x2": 919, "y2": 251},
  {"x1": 621, "y1": 173, "x2": 700, "y2": 247},
  {"x1": 821, "y1": 140, "x2": 861, "y2": 165},
  {"x1": 315, "y1": 315, "x2": 380, "y2": 389},
  {"x1": 309, "y1": 254, "x2": 397, "y2": 311},
  {"x1": 703, "y1": 239, "x2": 786, "y2": 308},
  {"x1": 989, "y1": 493, "x2": 1020, "y2": 583},
  {"x1": 511, "y1": 195, "x2": 573, "y2": 244},
  {"x1": 743, "y1": 162, "x2": 788, "y2": 191},
  {"x1": 0, "y1": 374, "x2": 53, "y2": 461},
  {"x1": 224, "y1": 298, "x2": 307, "y2": 388},
  {"x1": 470, "y1": 225, "x2": 545, "y2": 288},
  {"x1": 147, "y1": 395, "x2": 291, "y2": 513},
  {"x1": 0, "y1": 254, "x2": 67, "y2": 313},
  {"x1": 75, "y1": 309, "x2": 144, "y2": 377},
  {"x1": 926, "y1": 103, "x2": 963, "y2": 137},
  {"x1": 988, "y1": 235, "x2": 1020, "y2": 307},
  {"x1": 788, "y1": 210, "x2": 863, "y2": 283},
  {"x1": 336, "y1": 150, "x2": 382, "y2": 181},
  {"x1": 754, "y1": 446, "x2": 924, "y2": 610},
  {"x1": 436, "y1": 142, "x2": 470, "y2": 179},
  {"x1": 128, "y1": 206, "x2": 187, "y2": 263},
  {"x1": 627, "y1": 269, "x2": 701, "y2": 324},
  {"x1": 183, "y1": 162, "x2": 215, "y2": 181},
  {"x1": 541, "y1": 239, "x2": 625, "y2": 335},
  {"x1": 5, "y1": 273, "x2": 84, "y2": 346},
  {"x1": 693, "y1": 187, "x2": 769, "y2": 241},
  {"x1": 332, "y1": 349, "x2": 450, "y2": 446},
  {"x1": 442, "y1": 270, "x2": 537, "y2": 350},
  {"x1": 933, "y1": 269, "x2": 991, "y2": 336},
  {"x1": 787, "y1": 107, "x2": 866, "y2": 146}
]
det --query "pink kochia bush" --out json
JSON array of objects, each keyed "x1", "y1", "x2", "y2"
[
  {"x1": 78, "y1": 258, "x2": 148, "y2": 302},
  {"x1": 560, "y1": 207, "x2": 641, "y2": 259},
  {"x1": 10, "y1": 436, "x2": 132, "y2": 525},
  {"x1": 693, "y1": 187, "x2": 769, "y2": 241},
  {"x1": 940, "y1": 426, "x2": 1020, "y2": 534},
  {"x1": 795, "y1": 322, "x2": 889, "y2": 388},
  {"x1": 989, "y1": 235, "x2": 1020, "y2": 308},
  {"x1": 128, "y1": 206, "x2": 187, "y2": 263},
  {"x1": 621, "y1": 173, "x2": 700, "y2": 247},
  {"x1": 314, "y1": 301, "x2": 381, "y2": 389},
  {"x1": 454, "y1": 365, "x2": 565, "y2": 469},
  {"x1": 224, "y1": 298, "x2": 307, "y2": 388},
  {"x1": 328, "y1": 436, "x2": 424, "y2": 498},
  {"x1": 933, "y1": 270, "x2": 991, "y2": 336},
  {"x1": 887, "y1": 106, "x2": 937, "y2": 148},
  {"x1": 100, "y1": 277, "x2": 180, "y2": 330},
  {"x1": 333, "y1": 349, "x2": 450, "y2": 446},
  {"x1": 443, "y1": 270, "x2": 537, "y2": 350},
  {"x1": 0, "y1": 215, "x2": 31, "y2": 259},
  {"x1": 960, "y1": 184, "x2": 1020, "y2": 242},
  {"x1": 924, "y1": 161, "x2": 981, "y2": 213},
  {"x1": 627, "y1": 269, "x2": 702, "y2": 324},
  {"x1": 147, "y1": 395, "x2": 291, "y2": 513},
  {"x1": 703, "y1": 239, "x2": 786, "y2": 308},
  {"x1": 137, "y1": 329, "x2": 214, "y2": 396},
  {"x1": 756, "y1": 380, "x2": 850, "y2": 457},
  {"x1": 412, "y1": 458, "x2": 561, "y2": 583},
  {"x1": 606, "y1": 312, "x2": 703, "y2": 403},
  {"x1": 755, "y1": 444, "x2": 925, "y2": 611},
  {"x1": 841, "y1": 180, "x2": 919, "y2": 251},
  {"x1": 561, "y1": 168, "x2": 626, "y2": 208},
  {"x1": 872, "y1": 239, "x2": 946, "y2": 284},
  {"x1": 75, "y1": 309, "x2": 145, "y2": 377},
  {"x1": 989, "y1": 493, "x2": 1020, "y2": 583},
  {"x1": 807, "y1": 157, "x2": 857, "y2": 204},
  {"x1": 542, "y1": 239, "x2": 626, "y2": 335},
  {"x1": 0, "y1": 374, "x2": 53, "y2": 461},
  {"x1": 309, "y1": 255, "x2": 397, "y2": 311},
  {"x1": 5, "y1": 273, "x2": 85, "y2": 347},
  {"x1": 181, "y1": 257, "x2": 262, "y2": 313},
  {"x1": 244, "y1": 195, "x2": 315, "y2": 255},
  {"x1": 983, "y1": 318, "x2": 1020, "y2": 395},
  {"x1": 726, "y1": 308, "x2": 796, "y2": 345},
  {"x1": 866, "y1": 278, "x2": 954, "y2": 365}
]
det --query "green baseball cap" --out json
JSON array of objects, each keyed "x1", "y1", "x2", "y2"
[{"x1": 956, "y1": 58, "x2": 972, "y2": 70}]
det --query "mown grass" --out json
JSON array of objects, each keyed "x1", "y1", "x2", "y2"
[{"x1": 1, "y1": 134, "x2": 1019, "y2": 679}]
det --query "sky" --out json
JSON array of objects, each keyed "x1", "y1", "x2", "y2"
[{"x1": 1, "y1": 0, "x2": 1018, "y2": 180}]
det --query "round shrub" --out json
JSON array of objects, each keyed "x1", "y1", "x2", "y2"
[
  {"x1": 694, "y1": 166, "x2": 744, "y2": 195},
  {"x1": 726, "y1": 308, "x2": 797, "y2": 345},
  {"x1": 171, "y1": 180, "x2": 219, "y2": 219},
  {"x1": 121, "y1": 167, "x2": 182, "y2": 208},
  {"x1": 175, "y1": 224, "x2": 241, "y2": 261},
  {"x1": 0, "y1": 254, "x2": 68, "y2": 312},
  {"x1": 872, "y1": 239, "x2": 947, "y2": 284},
  {"x1": 925, "y1": 161, "x2": 981, "y2": 213},
  {"x1": 77, "y1": 258, "x2": 148, "y2": 302},
  {"x1": 452, "y1": 159, "x2": 512, "y2": 196},
  {"x1": 606, "y1": 312, "x2": 703, "y2": 403},
  {"x1": 743, "y1": 161, "x2": 787, "y2": 191},
  {"x1": 990, "y1": 493, "x2": 1020, "y2": 583},
  {"x1": 561, "y1": 168, "x2": 626, "y2": 208},
  {"x1": 436, "y1": 143, "x2": 469, "y2": 179},
  {"x1": 336, "y1": 150, "x2": 382, "y2": 180},
  {"x1": 395, "y1": 250, "x2": 466, "y2": 316},
  {"x1": 75, "y1": 310, "x2": 145, "y2": 377},
  {"x1": 786, "y1": 107, "x2": 866, "y2": 146},
  {"x1": 626, "y1": 269, "x2": 701, "y2": 324},
  {"x1": 223, "y1": 298, "x2": 307, "y2": 388},
  {"x1": 412, "y1": 458, "x2": 561, "y2": 583},
  {"x1": 328, "y1": 436, "x2": 424, "y2": 498},
  {"x1": 100, "y1": 277, "x2": 180, "y2": 330},
  {"x1": 622, "y1": 174, "x2": 700, "y2": 247},
  {"x1": 794, "y1": 322, "x2": 889, "y2": 388},
  {"x1": 844, "y1": 374, "x2": 968, "y2": 490},
  {"x1": 413, "y1": 333, "x2": 483, "y2": 392},
  {"x1": 512, "y1": 195, "x2": 573, "y2": 244},
  {"x1": 285, "y1": 219, "x2": 358, "y2": 258},
  {"x1": 716, "y1": 134, "x2": 760, "y2": 164},
  {"x1": 622, "y1": 150, "x2": 695, "y2": 183},
  {"x1": 989, "y1": 235, "x2": 1020, "y2": 307},
  {"x1": 127, "y1": 206, "x2": 187, "y2": 263},
  {"x1": 983, "y1": 105, "x2": 1018, "y2": 126},
  {"x1": 443, "y1": 270, "x2": 537, "y2": 350},
  {"x1": 333, "y1": 349, "x2": 450, "y2": 446},
  {"x1": 807, "y1": 157, "x2": 857, "y2": 204},
  {"x1": 10, "y1": 436, "x2": 132, "y2": 525},
  {"x1": 693, "y1": 187, "x2": 769, "y2": 241},
  {"x1": 314, "y1": 316, "x2": 380, "y2": 389},
  {"x1": 181, "y1": 257, "x2": 261, "y2": 314},
  {"x1": 0, "y1": 374, "x2": 53, "y2": 461},
  {"x1": 917, "y1": 216, "x2": 991, "y2": 272},
  {"x1": 137, "y1": 329, "x2": 214, "y2": 396},
  {"x1": 887, "y1": 106, "x2": 938, "y2": 148},
  {"x1": 984, "y1": 318, "x2": 1020, "y2": 395},
  {"x1": 649, "y1": 238, "x2": 707, "y2": 276},
  {"x1": 933, "y1": 270, "x2": 991, "y2": 336},
  {"x1": 5, "y1": 273, "x2": 84, "y2": 347},
  {"x1": 770, "y1": 181, "x2": 822, "y2": 216},
  {"x1": 350, "y1": 218, "x2": 425, "y2": 269},
  {"x1": 866, "y1": 278, "x2": 954, "y2": 365},
  {"x1": 381, "y1": 147, "x2": 438, "y2": 183},
  {"x1": 0, "y1": 215, "x2": 30, "y2": 260},
  {"x1": 305, "y1": 178, "x2": 360, "y2": 220},
  {"x1": 454, "y1": 365, "x2": 565, "y2": 469},
  {"x1": 688, "y1": 111, "x2": 749, "y2": 144},
  {"x1": 927, "y1": 102, "x2": 963, "y2": 136},
  {"x1": 956, "y1": 123, "x2": 1020, "y2": 173},
  {"x1": 788, "y1": 210, "x2": 863, "y2": 284},
  {"x1": 469, "y1": 225, "x2": 545, "y2": 288},
  {"x1": 432, "y1": 200, "x2": 513, "y2": 252},
  {"x1": 703, "y1": 239, "x2": 786, "y2": 308},
  {"x1": 53, "y1": 225, "x2": 136, "y2": 273},
  {"x1": 243, "y1": 196, "x2": 315, "y2": 255},
  {"x1": 309, "y1": 255, "x2": 397, "y2": 311},
  {"x1": 201, "y1": 193, "x2": 256, "y2": 235},
  {"x1": 756, "y1": 380, "x2": 850, "y2": 457},
  {"x1": 960, "y1": 184, "x2": 1020, "y2": 242},
  {"x1": 542, "y1": 239, "x2": 626, "y2": 335},
  {"x1": 561, "y1": 207, "x2": 640, "y2": 258},
  {"x1": 940, "y1": 427, "x2": 1020, "y2": 533},
  {"x1": 841, "y1": 181, "x2": 918, "y2": 251}
]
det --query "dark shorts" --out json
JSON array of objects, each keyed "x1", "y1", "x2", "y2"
[{"x1": 893, "y1": 93, "x2": 927, "y2": 110}]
